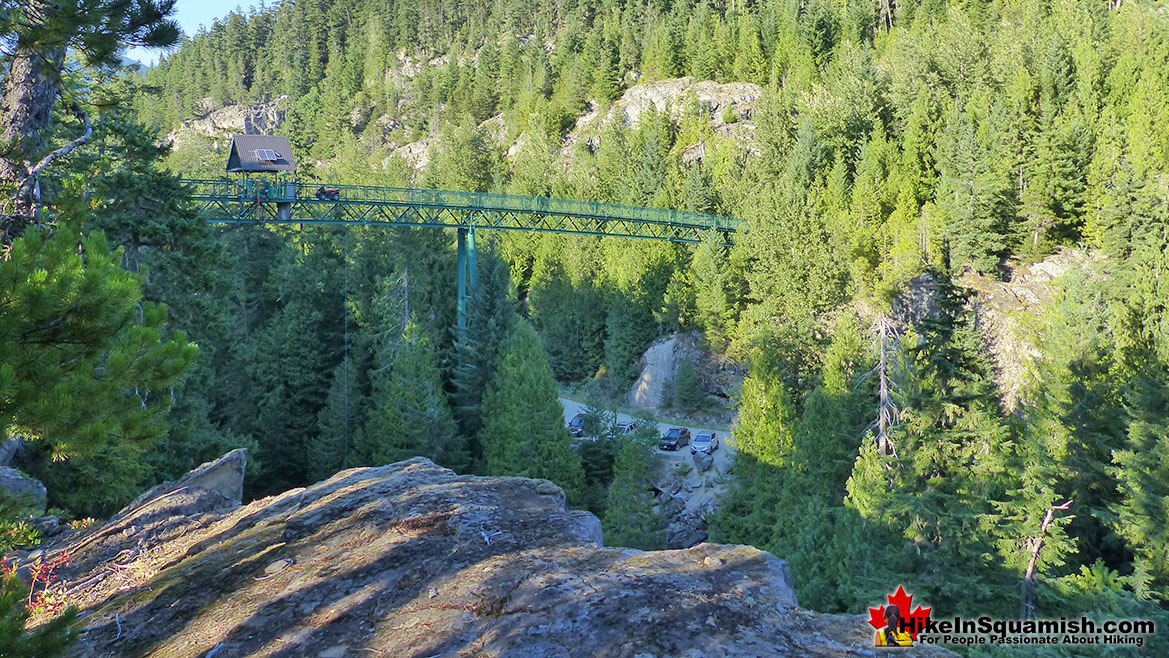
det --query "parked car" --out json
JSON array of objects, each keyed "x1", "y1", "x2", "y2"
[
  {"x1": 659, "y1": 427, "x2": 691, "y2": 451},
  {"x1": 603, "y1": 419, "x2": 637, "y2": 440},
  {"x1": 690, "y1": 431, "x2": 719, "y2": 455},
  {"x1": 567, "y1": 413, "x2": 587, "y2": 437}
]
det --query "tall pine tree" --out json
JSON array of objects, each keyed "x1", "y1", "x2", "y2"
[{"x1": 480, "y1": 320, "x2": 584, "y2": 501}]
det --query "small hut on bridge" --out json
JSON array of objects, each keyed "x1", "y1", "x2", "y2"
[{"x1": 226, "y1": 135, "x2": 297, "y2": 205}]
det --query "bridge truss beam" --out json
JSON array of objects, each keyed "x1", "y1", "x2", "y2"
[{"x1": 183, "y1": 179, "x2": 741, "y2": 328}]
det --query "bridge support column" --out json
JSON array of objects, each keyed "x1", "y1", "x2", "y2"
[{"x1": 456, "y1": 225, "x2": 478, "y2": 331}]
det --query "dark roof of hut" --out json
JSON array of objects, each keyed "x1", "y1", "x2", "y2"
[{"x1": 226, "y1": 135, "x2": 296, "y2": 173}]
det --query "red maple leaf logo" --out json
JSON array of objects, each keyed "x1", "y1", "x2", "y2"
[{"x1": 867, "y1": 585, "x2": 932, "y2": 641}]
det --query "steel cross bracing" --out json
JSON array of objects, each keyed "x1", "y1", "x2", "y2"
[
  {"x1": 182, "y1": 179, "x2": 741, "y2": 246},
  {"x1": 184, "y1": 178, "x2": 743, "y2": 329}
]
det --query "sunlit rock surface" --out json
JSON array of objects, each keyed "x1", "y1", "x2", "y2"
[{"x1": 27, "y1": 454, "x2": 956, "y2": 657}]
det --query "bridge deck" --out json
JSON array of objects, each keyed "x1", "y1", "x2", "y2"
[{"x1": 183, "y1": 179, "x2": 742, "y2": 245}]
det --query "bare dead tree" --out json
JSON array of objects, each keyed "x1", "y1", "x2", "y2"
[
  {"x1": 878, "y1": 0, "x2": 897, "y2": 32},
  {"x1": 874, "y1": 317, "x2": 901, "y2": 456},
  {"x1": 859, "y1": 316, "x2": 903, "y2": 457},
  {"x1": 1020, "y1": 500, "x2": 1073, "y2": 620}
]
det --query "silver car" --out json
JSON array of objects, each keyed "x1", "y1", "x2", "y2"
[{"x1": 690, "y1": 431, "x2": 719, "y2": 455}]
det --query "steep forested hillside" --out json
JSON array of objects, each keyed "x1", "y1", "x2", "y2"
[{"x1": 4, "y1": 1, "x2": 1169, "y2": 653}]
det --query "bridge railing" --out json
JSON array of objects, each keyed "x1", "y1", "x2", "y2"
[{"x1": 181, "y1": 179, "x2": 740, "y2": 232}]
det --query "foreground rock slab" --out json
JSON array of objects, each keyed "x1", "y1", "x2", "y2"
[{"x1": 26, "y1": 455, "x2": 955, "y2": 658}]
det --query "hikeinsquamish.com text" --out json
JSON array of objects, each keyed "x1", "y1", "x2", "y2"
[{"x1": 915, "y1": 616, "x2": 1156, "y2": 648}]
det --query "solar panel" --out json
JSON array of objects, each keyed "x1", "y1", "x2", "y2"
[{"x1": 254, "y1": 149, "x2": 281, "y2": 161}]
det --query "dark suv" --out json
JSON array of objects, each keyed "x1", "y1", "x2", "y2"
[{"x1": 659, "y1": 427, "x2": 691, "y2": 451}]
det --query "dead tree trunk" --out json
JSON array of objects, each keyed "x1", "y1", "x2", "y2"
[
  {"x1": 879, "y1": 0, "x2": 896, "y2": 32},
  {"x1": 875, "y1": 317, "x2": 900, "y2": 456},
  {"x1": 1020, "y1": 500, "x2": 1073, "y2": 620}
]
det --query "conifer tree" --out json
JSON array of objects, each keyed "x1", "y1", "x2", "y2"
[
  {"x1": 602, "y1": 441, "x2": 663, "y2": 550},
  {"x1": 310, "y1": 359, "x2": 364, "y2": 482},
  {"x1": 528, "y1": 257, "x2": 606, "y2": 382},
  {"x1": 672, "y1": 360, "x2": 703, "y2": 413},
  {"x1": 248, "y1": 297, "x2": 329, "y2": 493},
  {"x1": 603, "y1": 292, "x2": 657, "y2": 387},
  {"x1": 846, "y1": 275, "x2": 1014, "y2": 612},
  {"x1": 0, "y1": 224, "x2": 196, "y2": 460},
  {"x1": 360, "y1": 321, "x2": 466, "y2": 471},
  {"x1": 451, "y1": 256, "x2": 518, "y2": 452},
  {"x1": 935, "y1": 106, "x2": 1011, "y2": 274},
  {"x1": 1111, "y1": 358, "x2": 1169, "y2": 601},
  {"x1": 480, "y1": 320, "x2": 584, "y2": 500},
  {"x1": 0, "y1": 0, "x2": 179, "y2": 189},
  {"x1": 0, "y1": 570, "x2": 76, "y2": 657},
  {"x1": 732, "y1": 14, "x2": 767, "y2": 85}
]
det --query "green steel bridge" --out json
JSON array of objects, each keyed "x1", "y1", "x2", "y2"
[{"x1": 182, "y1": 178, "x2": 743, "y2": 327}]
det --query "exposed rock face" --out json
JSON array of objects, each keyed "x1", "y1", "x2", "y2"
[
  {"x1": 20, "y1": 454, "x2": 956, "y2": 657},
  {"x1": 391, "y1": 136, "x2": 434, "y2": 171},
  {"x1": 123, "y1": 447, "x2": 247, "y2": 513},
  {"x1": 0, "y1": 437, "x2": 22, "y2": 466},
  {"x1": 0, "y1": 465, "x2": 46, "y2": 513},
  {"x1": 569, "y1": 78, "x2": 763, "y2": 163},
  {"x1": 190, "y1": 98, "x2": 285, "y2": 137},
  {"x1": 614, "y1": 78, "x2": 761, "y2": 128},
  {"x1": 958, "y1": 248, "x2": 1102, "y2": 410},
  {"x1": 167, "y1": 98, "x2": 287, "y2": 148},
  {"x1": 629, "y1": 335, "x2": 682, "y2": 408},
  {"x1": 627, "y1": 332, "x2": 743, "y2": 418}
]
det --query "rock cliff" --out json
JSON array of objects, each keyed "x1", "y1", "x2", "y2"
[
  {"x1": 20, "y1": 453, "x2": 956, "y2": 657},
  {"x1": 167, "y1": 98, "x2": 287, "y2": 148},
  {"x1": 566, "y1": 78, "x2": 762, "y2": 163}
]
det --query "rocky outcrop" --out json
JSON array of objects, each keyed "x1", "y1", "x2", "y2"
[
  {"x1": 0, "y1": 465, "x2": 46, "y2": 514},
  {"x1": 629, "y1": 335, "x2": 683, "y2": 408},
  {"x1": 568, "y1": 78, "x2": 763, "y2": 163},
  {"x1": 627, "y1": 332, "x2": 743, "y2": 419},
  {"x1": 18, "y1": 454, "x2": 957, "y2": 657},
  {"x1": 122, "y1": 447, "x2": 247, "y2": 514},
  {"x1": 391, "y1": 136, "x2": 434, "y2": 172},
  {"x1": 0, "y1": 437, "x2": 22, "y2": 466},
  {"x1": 167, "y1": 98, "x2": 287, "y2": 148}
]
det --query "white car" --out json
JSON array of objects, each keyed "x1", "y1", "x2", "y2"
[{"x1": 690, "y1": 431, "x2": 719, "y2": 455}]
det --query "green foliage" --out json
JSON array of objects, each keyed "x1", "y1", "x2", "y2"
[
  {"x1": 603, "y1": 293, "x2": 656, "y2": 387},
  {"x1": 309, "y1": 359, "x2": 363, "y2": 483},
  {"x1": 360, "y1": 320, "x2": 466, "y2": 472},
  {"x1": 423, "y1": 119, "x2": 503, "y2": 193},
  {"x1": 672, "y1": 360, "x2": 703, "y2": 413},
  {"x1": 1110, "y1": 358, "x2": 1169, "y2": 601},
  {"x1": 847, "y1": 276, "x2": 1016, "y2": 613},
  {"x1": 0, "y1": 570, "x2": 76, "y2": 658},
  {"x1": 0, "y1": 222, "x2": 196, "y2": 460},
  {"x1": 602, "y1": 441, "x2": 663, "y2": 550},
  {"x1": 480, "y1": 320, "x2": 584, "y2": 501},
  {"x1": 451, "y1": 255, "x2": 518, "y2": 460},
  {"x1": 112, "y1": 0, "x2": 1169, "y2": 625},
  {"x1": 935, "y1": 105, "x2": 1011, "y2": 274},
  {"x1": 0, "y1": 491, "x2": 41, "y2": 554},
  {"x1": 689, "y1": 231, "x2": 737, "y2": 349},
  {"x1": 528, "y1": 256, "x2": 605, "y2": 382}
]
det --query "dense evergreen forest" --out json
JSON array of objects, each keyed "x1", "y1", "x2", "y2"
[{"x1": 3, "y1": 0, "x2": 1169, "y2": 655}]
